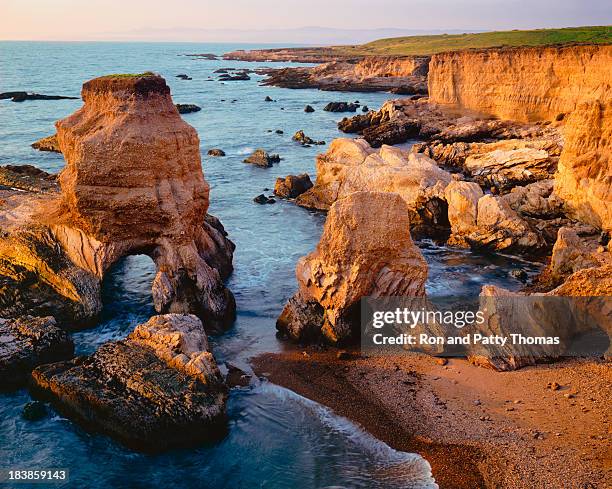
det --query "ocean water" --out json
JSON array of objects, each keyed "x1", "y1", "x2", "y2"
[{"x1": 0, "y1": 42, "x2": 540, "y2": 489}]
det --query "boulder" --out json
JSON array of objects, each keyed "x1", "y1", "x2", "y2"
[
  {"x1": 0, "y1": 316, "x2": 73, "y2": 389},
  {"x1": 292, "y1": 130, "x2": 324, "y2": 146},
  {"x1": 31, "y1": 314, "x2": 227, "y2": 451},
  {"x1": 274, "y1": 174, "x2": 313, "y2": 199},
  {"x1": 466, "y1": 194, "x2": 546, "y2": 254},
  {"x1": 323, "y1": 102, "x2": 359, "y2": 112},
  {"x1": 175, "y1": 103, "x2": 201, "y2": 114},
  {"x1": 31, "y1": 134, "x2": 61, "y2": 153},
  {"x1": 207, "y1": 148, "x2": 226, "y2": 157},
  {"x1": 253, "y1": 194, "x2": 275, "y2": 204},
  {"x1": 304, "y1": 105, "x2": 315, "y2": 113},
  {"x1": 444, "y1": 181, "x2": 483, "y2": 246},
  {"x1": 297, "y1": 139, "x2": 452, "y2": 236},
  {"x1": 243, "y1": 149, "x2": 280, "y2": 167},
  {"x1": 278, "y1": 192, "x2": 428, "y2": 344},
  {"x1": 534, "y1": 226, "x2": 610, "y2": 290}
]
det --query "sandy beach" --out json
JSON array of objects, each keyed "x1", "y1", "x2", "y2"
[{"x1": 253, "y1": 349, "x2": 611, "y2": 488}]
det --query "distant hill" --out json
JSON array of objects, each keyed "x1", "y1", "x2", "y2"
[{"x1": 332, "y1": 26, "x2": 612, "y2": 56}]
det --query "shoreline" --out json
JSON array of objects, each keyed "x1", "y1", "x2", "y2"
[{"x1": 252, "y1": 349, "x2": 610, "y2": 489}]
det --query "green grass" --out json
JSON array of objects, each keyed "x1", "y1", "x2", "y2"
[
  {"x1": 326, "y1": 26, "x2": 612, "y2": 56},
  {"x1": 99, "y1": 72, "x2": 156, "y2": 78}
]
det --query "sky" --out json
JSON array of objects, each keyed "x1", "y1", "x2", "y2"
[{"x1": 2, "y1": 0, "x2": 611, "y2": 42}]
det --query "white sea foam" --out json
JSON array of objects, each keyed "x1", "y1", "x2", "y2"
[{"x1": 254, "y1": 381, "x2": 439, "y2": 488}]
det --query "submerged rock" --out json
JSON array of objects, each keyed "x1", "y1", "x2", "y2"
[
  {"x1": 31, "y1": 134, "x2": 61, "y2": 153},
  {"x1": 31, "y1": 314, "x2": 228, "y2": 452},
  {"x1": 243, "y1": 149, "x2": 280, "y2": 167},
  {"x1": 304, "y1": 105, "x2": 315, "y2": 113},
  {"x1": 278, "y1": 192, "x2": 428, "y2": 344},
  {"x1": 0, "y1": 316, "x2": 73, "y2": 390},
  {"x1": 22, "y1": 400, "x2": 47, "y2": 421},
  {"x1": 274, "y1": 174, "x2": 313, "y2": 199}
]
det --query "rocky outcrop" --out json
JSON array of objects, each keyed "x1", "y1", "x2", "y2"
[
  {"x1": 554, "y1": 100, "x2": 611, "y2": 231},
  {"x1": 175, "y1": 103, "x2": 201, "y2": 114},
  {"x1": 243, "y1": 149, "x2": 280, "y2": 167},
  {"x1": 31, "y1": 134, "x2": 61, "y2": 153},
  {"x1": 259, "y1": 56, "x2": 429, "y2": 93},
  {"x1": 338, "y1": 97, "x2": 552, "y2": 148},
  {"x1": 0, "y1": 316, "x2": 73, "y2": 390},
  {"x1": 0, "y1": 74, "x2": 235, "y2": 331},
  {"x1": 278, "y1": 192, "x2": 428, "y2": 344},
  {"x1": 296, "y1": 139, "x2": 452, "y2": 236},
  {"x1": 31, "y1": 314, "x2": 227, "y2": 451},
  {"x1": 428, "y1": 44, "x2": 612, "y2": 122},
  {"x1": 0, "y1": 92, "x2": 78, "y2": 102},
  {"x1": 292, "y1": 130, "x2": 324, "y2": 146},
  {"x1": 0, "y1": 164, "x2": 57, "y2": 193},
  {"x1": 324, "y1": 102, "x2": 360, "y2": 112},
  {"x1": 274, "y1": 174, "x2": 313, "y2": 199}
]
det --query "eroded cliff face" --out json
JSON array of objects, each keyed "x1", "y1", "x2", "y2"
[
  {"x1": 554, "y1": 100, "x2": 611, "y2": 231},
  {"x1": 1, "y1": 74, "x2": 235, "y2": 331},
  {"x1": 428, "y1": 44, "x2": 612, "y2": 122}
]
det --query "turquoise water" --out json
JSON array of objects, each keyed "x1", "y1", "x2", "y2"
[{"x1": 0, "y1": 42, "x2": 540, "y2": 489}]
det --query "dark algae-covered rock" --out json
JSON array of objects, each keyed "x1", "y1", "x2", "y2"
[
  {"x1": 175, "y1": 103, "x2": 201, "y2": 114},
  {"x1": 30, "y1": 314, "x2": 228, "y2": 452},
  {"x1": 0, "y1": 316, "x2": 74, "y2": 390},
  {"x1": 22, "y1": 400, "x2": 47, "y2": 421}
]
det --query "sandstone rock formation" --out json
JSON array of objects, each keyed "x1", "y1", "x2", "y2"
[
  {"x1": 466, "y1": 194, "x2": 547, "y2": 254},
  {"x1": 31, "y1": 134, "x2": 61, "y2": 153},
  {"x1": 0, "y1": 316, "x2": 73, "y2": 389},
  {"x1": 31, "y1": 314, "x2": 228, "y2": 451},
  {"x1": 533, "y1": 226, "x2": 610, "y2": 290},
  {"x1": 0, "y1": 166, "x2": 101, "y2": 325},
  {"x1": 296, "y1": 139, "x2": 452, "y2": 236},
  {"x1": 428, "y1": 44, "x2": 612, "y2": 122},
  {"x1": 1, "y1": 74, "x2": 235, "y2": 331},
  {"x1": 554, "y1": 100, "x2": 611, "y2": 232},
  {"x1": 338, "y1": 97, "x2": 552, "y2": 148},
  {"x1": 259, "y1": 56, "x2": 429, "y2": 93},
  {"x1": 444, "y1": 181, "x2": 483, "y2": 246},
  {"x1": 464, "y1": 147, "x2": 557, "y2": 191},
  {"x1": 278, "y1": 191, "x2": 428, "y2": 344},
  {"x1": 274, "y1": 174, "x2": 313, "y2": 199}
]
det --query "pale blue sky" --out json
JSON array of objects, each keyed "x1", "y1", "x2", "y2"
[{"x1": 2, "y1": 0, "x2": 610, "y2": 42}]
